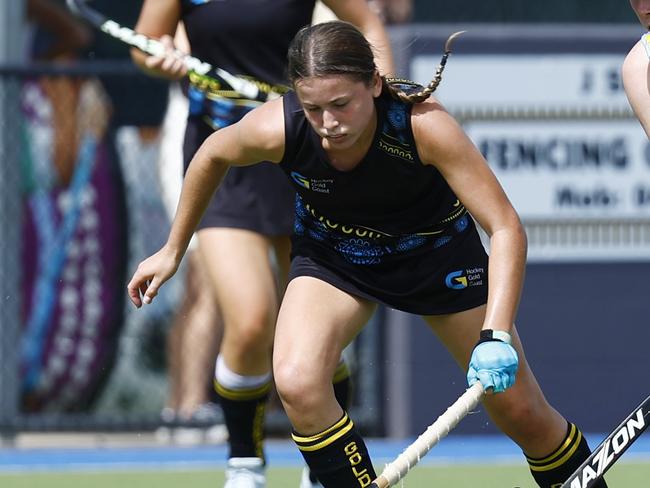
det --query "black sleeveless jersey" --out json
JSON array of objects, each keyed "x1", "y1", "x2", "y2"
[
  {"x1": 280, "y1": 85, "x2": 489, "y2": 314},
  {"x1": 181, "y1": 0, "x2": 314, "y2": 88},
  {"x1": 280, "y1": 87, "x2": 469, "y2": 261},
  {"x1": 180, "y1": 0, "x2": 315, "y2": 127}
]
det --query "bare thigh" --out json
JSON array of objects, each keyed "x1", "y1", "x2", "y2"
[
  {"x1": 273, "y1": 277, "x2": 376, "y2": 433},
  {"x1": 269, "y1": 234, "x2": 292, "y2": 294},
  {"x1": 197, "y1": 228, "x2": 279, "y2": 375},
  {"x1": 423, "y1": 306, "x2": 567, "y2": 457}
]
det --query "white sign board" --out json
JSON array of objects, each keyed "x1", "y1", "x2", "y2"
[
  {"x1": 412, "y1": 54, "x2": 630, "y2": 111},
  {"x1": 412, "y1": 53, "x2": 649, "y2": 220},
  {"x1": 465, "y1": 120, "x2": 650, "y2": 219}
]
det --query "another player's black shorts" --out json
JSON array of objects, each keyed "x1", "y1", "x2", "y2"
[
  {"x1": 288, "y1": 216, "x2": 489, "y2": 316},
  {"x1": 183, "y1": 117, "x2": 295, "y2": 235}
]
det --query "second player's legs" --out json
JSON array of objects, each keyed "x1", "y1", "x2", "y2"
[
  {"x1": 199, "y1": 228, "x2": 280, "y2": 376},
  {"x1": 161, "y1": 249, "x2": 224, "y2": 444},
  {"x1": 199, "y1": 228, "x2": 281, "y2": 470},
  {"x1": 174, "y1": 250, "x2": 222, "y2": 416}
]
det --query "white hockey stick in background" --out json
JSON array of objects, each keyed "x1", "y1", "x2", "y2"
[
  {"x1": 369, "y1": 382, "x2": 484, "y2": 488},
  {"x1": 66, "y1": 0, "x2": 284, "y2": 101}
]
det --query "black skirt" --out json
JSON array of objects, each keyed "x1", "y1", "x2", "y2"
[
  {"x1": 288, "y1": 216, "x2": 489, "y2": 316},
  {"x1": 183, "y1": 117, "x2": 295, "y2": 235}
]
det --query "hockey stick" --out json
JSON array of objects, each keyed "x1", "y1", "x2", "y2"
[
  {"x1": 369, "y1": 382, "x2": 484, "y2": 488},
  {"x1": 561, "y1": 393, "x2": 650, "y2": 488},
  {"x1": 65, "y1": 0, "x2": 283, "y2": 101}
]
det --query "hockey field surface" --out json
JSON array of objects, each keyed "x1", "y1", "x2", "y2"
[{"x1": 1, "y1": 435, "x2": 649, "y2": 487}]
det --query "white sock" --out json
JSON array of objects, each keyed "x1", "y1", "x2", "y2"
[{"x1": 215, "y1": 355, "x2": 271, "y2": 390}]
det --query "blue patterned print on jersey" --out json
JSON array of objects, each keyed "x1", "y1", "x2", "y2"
[
  {"x1": 294, "y1": 196, "x2": 310, "y2": 226},
  {"x1": 335, "y1": 239, "x2": 382, "y2": 265},
  {"x1": 188, "y1": 86, "x2": 255, "y2": 129},
  {"x1": 294, "y1": 194, "x2": 470, "y2": 266},
  {"x1": 293, "y1": 196, "x2": 466, "y2": 266},
  {"x1": 396, "y1": 235, "x2": 427, "y2": 252},
  {"x1": 454, "y1": 215, "x2": 469, "y2": 232},
  {"x1": 308, "y1": 227, "x2": 327, "y2": 242},
  {"x1": 434, "y1": 236, "x2": 452, "y2": 248},
  {"x1": 384, "y1": 99, "x2": 408, "y2": 144},
  {"x1": 387, "y1": 100, "x2": 406, "y2": 130}
]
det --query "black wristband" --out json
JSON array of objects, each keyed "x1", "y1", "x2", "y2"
[{"x1": 477, "y1": 329, "x2": 512, "y2": 345}]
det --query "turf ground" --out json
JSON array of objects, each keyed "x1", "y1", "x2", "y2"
[
  {"x1": 1, "y1": 463, "x2": 650, "y2": 488},
  {"x1": 1, "y1": 436, "x2": 648, "y2": 487}
]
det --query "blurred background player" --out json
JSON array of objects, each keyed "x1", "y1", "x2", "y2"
[
  {"x1": 368, "y1": 0, "x2": 413, "y2": 24},
  {"x1": 131, "y1": 1, "x2": 393, "y2": 486},
  {"x1": 623, "y1": 0, "x2": 650, "y2": 137}
]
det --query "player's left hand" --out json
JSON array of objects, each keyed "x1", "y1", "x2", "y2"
[
  {"x1": 467, "y1": 339, "x2": 519, "y2": 393},
  {"x1": 127, "y1": 245, "x2": 181, "y2": 308}
]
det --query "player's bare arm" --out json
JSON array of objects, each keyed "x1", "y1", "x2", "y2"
[
  {"x1": 411, "y1": 99, "x2": 527, "y2": 334},
  {"x1": 166, "y1": 100, "x2": 284, "y2": 254},
  {"x1": 131, "y1": 0, "x2": 186, "y2": 79},
  {"x1": 623, "y1": 40, "x2": 650, "y2": 138},
  {"x1": 127, "y1": 99, "x2": 285, "y2": 307}
]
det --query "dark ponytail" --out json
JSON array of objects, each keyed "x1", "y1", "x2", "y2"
[{"x1": 384, "y1": 31, "x2": 465, "y2": 104}]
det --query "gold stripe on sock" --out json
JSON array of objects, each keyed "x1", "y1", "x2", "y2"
[
  {"x1": 333, "y1": 361, "x2": 350, "y2": 384},
  {"x1": 292, "y1": 414, "x2": 354, "y2": 452},
  {"x1": 253, "y1": 402, "x2": 266, "y2": 459},
  {"x1": 527, "y1": 423, "x2": 577, "y2": 465},
  {"x1": 214, "y1": 379, "x2": 272, "y2": 401},
  {"x1": 528, "y1": 424, "x2": 583, "y2": 472},
  {"x1": 292, "y1": 413, "x2": 350, "y2": 444}
]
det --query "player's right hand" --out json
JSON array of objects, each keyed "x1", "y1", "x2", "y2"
[
  {"x1": 144, "y1": 34, "x2": 188, "y2": 80},
  {"x1": 467, "y1": 340, "x2": 519, "y2": 394},
  {"x1": 127, "y1": 246, "x2": 181, "y2": 308}
]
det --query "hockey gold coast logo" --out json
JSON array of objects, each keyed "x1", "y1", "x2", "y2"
[
  {"x1": 291, "y1": 171, "x2": 334, "y2": 194},
  {"x1": 445, "y1": 267, "x2": 485, "y2": 290},
  {"x1": 344, "y1": 441, "x2": 372, "y2": 487}
]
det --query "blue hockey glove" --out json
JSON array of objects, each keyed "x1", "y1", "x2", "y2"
[{"x1": 467, "y1": 330, "x2": 519, "y2": 393}]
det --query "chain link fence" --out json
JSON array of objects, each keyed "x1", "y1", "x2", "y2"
[{"x1": 0, "y1": 61, "x2": 384, "y2": 442}]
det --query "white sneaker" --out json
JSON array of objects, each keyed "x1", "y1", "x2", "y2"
[
  {"x1": 225, "y1": 457, "x2": 266, "y2": 488},
  {"x1": 299, "y1": 467, "x2": 324, "y2": 488}
]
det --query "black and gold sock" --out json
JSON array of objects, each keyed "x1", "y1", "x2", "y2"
[
  {"x1": 214, "y1": 378, "x2": 271, "y2": 461},
  {"x1": 527, "y1": 422, "x2": 608, "y2": 488},
  {"x1": 293, "y1": 412, "x2": 375, "y2": 488},
  {"x1": 333, "y1": 360, "x2": 352, "y2": 410},
  {"x1": 306, "y1": 360, "x2": 353, "y2": 484}
]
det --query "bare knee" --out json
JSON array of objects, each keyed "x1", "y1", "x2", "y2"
[
  {"x1": 223, "y1": 310, "x2": 275, "y2": 356},
  {"x1": 485, "y1": 390, "x2": 563, "y2": 447},
  {"x1": 274, "y1": 359, "x2": 325, "y2": 414}
]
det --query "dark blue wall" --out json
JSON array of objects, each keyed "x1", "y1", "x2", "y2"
[{"x1": 402, "y1": 262, "x2": 649, "y2": 436}]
